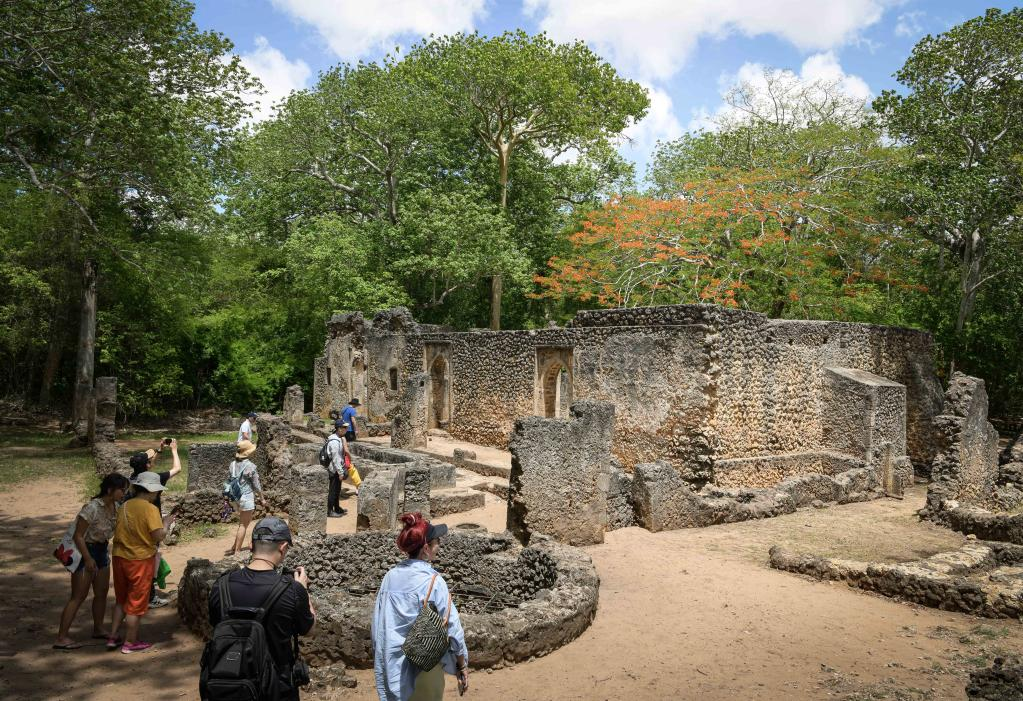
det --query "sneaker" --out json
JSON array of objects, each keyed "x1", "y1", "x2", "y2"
[
  {"x1": 149, "y1": 595, "x2": 170, "y2": 608},
  {"x1": 327, "y1": 511, "x2": 343, "y2": 518},
  {"x1": 105, "y1": 637, "x2": 123, "y2": 651},
  {"x1": 120, "y1": 641, "x2": 153, "y2": 654}
]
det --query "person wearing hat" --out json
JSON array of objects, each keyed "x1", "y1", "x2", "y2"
[
  {"x1": 341, "y1": 398, "x2": 360, "y2": 442},
  {"x1": 128, "y1": 439, "x2": 181, "y2": 517},
  {"x1": 107, "y1": 471, "x2": 168, "y2": 654},
  {"x1": 325, "y1": 419, "x2": 363, "y2": 517},
  {"x1": 208, "y1": 517, "x2": 315, "y2": 700},
  {"x1": 226, "y1": 439, "x2": 266, "y2": 556},
  {"x1": 128, "y1": 439, "x2": 181, "y2": 608},
  {"x1": 373, "y1": 512, "x2": 469, "y2": 700},
  {"x1": 238, "y1": 411, "x2": 258, "y2": 444}
]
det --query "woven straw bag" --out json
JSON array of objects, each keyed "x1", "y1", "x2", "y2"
[{"x1": 401, "y1": 574, "x2": 452, "y2": 671}]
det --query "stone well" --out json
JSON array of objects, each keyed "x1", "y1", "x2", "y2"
[{"x1": 178, "y1": 530, "x2": 598, "y2": 669}]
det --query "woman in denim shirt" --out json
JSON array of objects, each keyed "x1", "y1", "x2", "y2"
[{"x1": 372, "y1": 513, "x2": 469, "y2": 700}]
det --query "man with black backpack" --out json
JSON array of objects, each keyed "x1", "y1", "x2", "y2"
[{"x1": 203, "y1": 517, "x2": 314, "y2": 701}]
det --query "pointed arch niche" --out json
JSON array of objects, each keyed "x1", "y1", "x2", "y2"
[{"x1": 535, "y1": 347, "x2": 574, "y2": 418}]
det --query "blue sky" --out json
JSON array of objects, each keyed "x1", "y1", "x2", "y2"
[{"x1": 192, "y1": 1, "x2": 1010, "y2": 179}]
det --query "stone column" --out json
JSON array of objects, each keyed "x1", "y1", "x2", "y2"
[
  {"x1": 391, "y1": 373, "x2": 428, "y2": 450},
  {"x1": 289, "y1": 464, "x2": 329, "y2": 536},
  {"x1": 283, "y1": 385, "x2": 305, "y2": 425},
  {"x1": 254, "y1": 414, "x2": 293, "y2": 490},
  {"x1": 507, "y1": 400, "x2": 615, "y2": 546},
  {"x1": 402, "y1": 464, "x2": 431, "y2": 518}
]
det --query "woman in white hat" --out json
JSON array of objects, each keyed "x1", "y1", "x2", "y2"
[{"x1": 226, "y1": 439, "x2": 265, "y2": 556}]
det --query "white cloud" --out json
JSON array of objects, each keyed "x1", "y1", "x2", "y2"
[
  {"x1": 894, "y1": 10, "x2": 925, "y2": 38},
  {"x1": 238, "y1": 36, "x2": 312, "y2": 121},
  {"x1": 690, "y1": 52, "x2": 872, "y2": 132},
  {"x1": 270, "y1": 0, "x2": 486, "y2": 60},
  {"x1": 623, "y1": 83, "x2": 683, "y2": 154},
  {"x1": 525, "y1": 0, "x2": 894, "y2": 81}
]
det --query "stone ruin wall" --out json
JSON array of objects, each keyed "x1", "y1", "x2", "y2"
[{"x1": 313, "y1": 304, "x2": 941, "y2": 488}]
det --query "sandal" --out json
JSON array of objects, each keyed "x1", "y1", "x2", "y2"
[
  {"x1": 105, "y1": 637, "x2": 123, "y2": 651},
  {"x1": 52, "y1": 642, "x2": 82, "y2": 650}
]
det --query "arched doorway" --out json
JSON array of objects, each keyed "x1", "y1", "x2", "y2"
[
  {"x1": 428, "y1": 355, "x2": 450, "y2": 429},
  {"x1": 541, "y1": 363, "x2": 570, "y2": 418}
]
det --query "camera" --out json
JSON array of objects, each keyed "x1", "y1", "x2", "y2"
[{"x1": 163, "y1": 437, "x2": 172, "y2": 445}]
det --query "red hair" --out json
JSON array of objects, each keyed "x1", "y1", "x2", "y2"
[{"x1": 396, "y1": 512, "x2": 429, "y2": 556}]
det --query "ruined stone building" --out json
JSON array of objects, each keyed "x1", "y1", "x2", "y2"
[{"x1": 313, "y1": 304, "x2": 943, "y2": 491}]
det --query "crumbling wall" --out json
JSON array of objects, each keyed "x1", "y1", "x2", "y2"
[
  {"x1": 927, "y1": 373, "x2": 1001, "y2": 510},
  {"x1": 186, "y1": 442, "x2": 237, "y2": 492},
  {"x1": 93, "y1": 377, "x2": 117, "y2": 442},
  {"x1": 507, "y1": 401, "x2": 614, "y2": 545},
  {"x1": 316, "y1": 303, "x2": 942, "y2": 490}
]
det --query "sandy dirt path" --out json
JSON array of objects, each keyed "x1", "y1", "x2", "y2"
[{"x1": 1, "y1": 474, "x2": 1020, "y2": 701}]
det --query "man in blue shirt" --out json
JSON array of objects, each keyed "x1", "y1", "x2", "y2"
[{"x1": 341, "y1": 398, "x2": 360, "y2": 442}]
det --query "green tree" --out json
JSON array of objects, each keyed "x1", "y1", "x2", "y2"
[
  {"x1": 874, "y1": 8, "x2": 1023, "y2": 365},
  {"x1": 1, "y1": 0, "x2": 254, "y2": 433},
  {"x1": 402, "y1": 31, "x2": 649, "y2": 328}
]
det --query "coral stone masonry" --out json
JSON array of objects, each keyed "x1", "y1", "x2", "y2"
[{"x1": 314, "y1": 304, "x2": 940, "y2": 490}]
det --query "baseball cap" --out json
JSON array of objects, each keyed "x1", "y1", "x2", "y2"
[
  {"x1": 129, "y1": 449, "x2": 157, "y2": 474},
  {"x1": 132, "y1": 471, "x2": 166, "y2": 492},
  {"x1": 247, "y1": 411, "x2": 258, "y2": 418},
  {"x1": 426, "y1": 522, "x2": 448, "y2": 541},
  {"x1": 252, "y1": 516, "x2": 293, "y2": 545},
  {"x1": 334, "y1": 419, "x2": 347, "y2": 429}
]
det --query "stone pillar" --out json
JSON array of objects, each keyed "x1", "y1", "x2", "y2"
[
  {"x1": 402, "y1": 464, "x2": 431, "y2": 518},
  {"x1": 93, "y1": 376, "x2": 117, "y2": 442},
  {"x1": 283, "y1": 385, "x2": 305, "y2": 425},
  {"x1": 507, "y1": 400, "x2": 614, "y2": 546},
  {"x1": 290, "y1": 464, "x2": 328, "y2": 536},
  {"x1": 391, "y1": 373, "x2": 428, "y2": 450},
  {"x1": 254, "y1": 414, "x2": 293, "y2": 490},
  {"x1": 928, "y1": 373, "x2": 1001, "y2": 509},
  {"x1": 357, "y1": 469, "x2": 401, "y2": 531}
]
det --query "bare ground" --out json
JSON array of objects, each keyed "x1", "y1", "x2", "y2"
[{"x1": 1, "y1": 466, "x2": 1019, "y2": 701}]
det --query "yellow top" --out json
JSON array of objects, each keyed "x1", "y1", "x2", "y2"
[{"x1": 112, "y1": 498, "x2": 163, "y2": 560}]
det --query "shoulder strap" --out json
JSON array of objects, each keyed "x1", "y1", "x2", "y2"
[
  {"x1": 217, "y1": 573, "x2": 234, "y2": 619},
  {"x1": 421, "y1": 573, "x2": 438, "y2": 609},
  {"x1": 443, "y1": 590, "x2": 452, "y2": 626},
  {"x1": 255, "y1": 574, "x2": 291, "y2": 624}
]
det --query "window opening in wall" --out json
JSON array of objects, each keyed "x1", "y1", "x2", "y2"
[
  {"x1": 326, "y1": 367, "x2": 332, "y2": 386},
  {"x1": 389, "y1": 367, "x2": 398, "y2": 391}
]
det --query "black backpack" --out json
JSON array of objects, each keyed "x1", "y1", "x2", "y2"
[
  {"x1": 318, "y1": 436, "x2": 339, "y2": 468},
  {"x1": 199, "y1": 573, "x2": 291, "y2": 701}
]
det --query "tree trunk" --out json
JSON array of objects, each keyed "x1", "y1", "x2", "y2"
[
  {"x1": 955, "y1": 228, "x2": 984, "y2": 335},
  {"x1": 490, "y1": 149, "x2": 511, "y2": 330},
  {"x1": 71, "y1": 258, "x2": 97, "y2": 443},
  {"x1": 38, "y1": 315, "x2": 63, "y2": 406}
]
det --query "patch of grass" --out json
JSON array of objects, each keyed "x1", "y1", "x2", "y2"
[
  {"x1": 176, "y1": 522, "x2": 231, "y2": 544},
  {"x1": 970, "y1": 624, "x2": 1011, "y2": 640},
  {"x1": 0, "y1": 429, "x2": 94, "y2": 492},
  {"x1": 0, "y1": 428, "x2": 70, "y2": 450},
  {"x1": 118, "y1": 431, "x2": 236, "y2": 444}
]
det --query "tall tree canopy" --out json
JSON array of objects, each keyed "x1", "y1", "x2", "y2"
[
  {"x1": 1, "y1": 0, "x2": 254, "y2": 424},
  {"x1": 874, "y1": 7, "x2": 1023, "y2": 362}
]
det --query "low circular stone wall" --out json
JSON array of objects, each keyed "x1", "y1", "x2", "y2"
[{"x1": 178, "y1": 530, "x2": 599, "y2": 669}]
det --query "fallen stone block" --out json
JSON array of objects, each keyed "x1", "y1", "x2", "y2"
[{"x1": 430, "y1": 488, "x2": 485, "y2": 516}]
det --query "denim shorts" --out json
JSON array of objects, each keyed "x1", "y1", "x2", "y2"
[{"x1": 76, "y1": 541, "x2": 110, "y2": 572}]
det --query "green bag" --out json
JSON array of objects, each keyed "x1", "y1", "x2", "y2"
[{"x1": 156, "y1": 557, "x2": 171, "y2": 589}]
